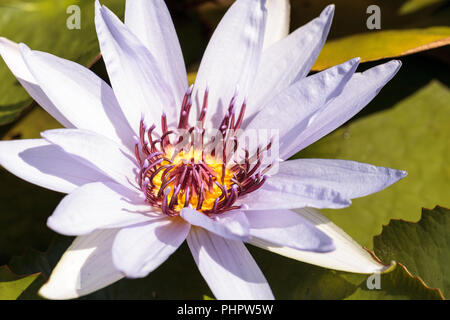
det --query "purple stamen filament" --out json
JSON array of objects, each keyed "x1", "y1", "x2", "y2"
[{"x1": 134, "y1": 87, "x2": 272, "y2": 216}]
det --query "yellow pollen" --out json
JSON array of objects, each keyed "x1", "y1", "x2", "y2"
[{"x1": 150, "y1": 146, "x2": 234, "y2": 212}]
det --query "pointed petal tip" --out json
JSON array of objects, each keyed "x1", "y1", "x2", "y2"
[
  {"x1": 322, "y1": 4, "x2": 335, "y2": 16},
  {"x1": 38, "y1": 282, "x2": 78, "y2": 300},
  {"x1": 46, "y1": 215, "x2": 84, "y2": 237},
  {"x1": 398, "y1": 169, "x2": 408, "y2": 179}
]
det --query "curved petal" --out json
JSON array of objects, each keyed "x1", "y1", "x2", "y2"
[
  {"x1": 281, "y1": 60, "x2": 402, "y2": 159},
  {"x1": 187, "y1": 227, "x2": 274, "y2": 300},
  {"x1": 48, "y1": 182, "x2": 159, "y2": 236},
  {"x1": 249, "y1": 207, "x2": 391, "y2": 274},
  {"x1": 180, "y1": 208, "x2": 250, "y2": 241},
  {"x1": 112, "y1": 217, "x2": 190, "y2": 278},
  {"x1": 237, "y1": 176, "x2": 351, "y2": 210},
  {"x1": 274, "y1": 158, "x2": 407, "y2": 199},
  {"x1": 39, "y1": 229, "x2": 124, "y2": 300},
  {"x1": 125, "y1": 0, "x2": 187, "y2": 106},
  {"x1": 0, "y1": 37, "x2": 73, "y2": 128},
  {"x1": 41, "y1": 129, "x2": 138, "y2": 190},
  {"x1": 245, "y1": 209, "x2": 335, "y2": 252},
  {"x1": 95, "y1": 1, "x2": 175, "y2": 133},
  {"x1": 248, "y1": 5, "x2": 334, "y2": 119},
  {"x1": 19, "y1": 44, "x2": 135, "y2": 149},
  {"x1": 241, "y1": 58, "x2": 360, "y2": 155},
  {"x1": 263, "y1": 0, "x2": 291, "y2": 49},
  {"x1": 0, "y1": 139, "x2": 111, "y2": 194},
  {"x1": 193, "y1": 0, "x2": 267, "y2": 128}
]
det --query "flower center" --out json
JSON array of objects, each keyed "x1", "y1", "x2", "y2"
[{"x1": 134, "y1": 86, "x2": 272, "y2": 216}]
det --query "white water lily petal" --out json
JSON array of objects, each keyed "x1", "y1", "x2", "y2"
[
  {"x1": 245, "y1": 209, "x2": 334, "y2": 252},
  {"x1": 42, "y1": 129, "x2": 138, "y2": 190},
  {"x1": 249, "y1": 207, "x2": 390, "y2": 273},
  {"x1": 250, "y1": 208, "x2": 389, "y2": 274},
  {"x1": 95, "y1": 1, "x2": 176, "y2": 132},
  {"x1": 0, "y1": 37, "x2": 72, "y2": 128},
  {"x1": 48, "y1": 182, "x2": 158, "y2": 236},
  {"x1": 263, "y1": 0, "x2": 291, "y2": 49},
  {"x1": 112, "y1": 217, "x2": 190, "y2": 278},
  {"x1": 193, "y1": 0, "x2": 267, "y2": 128},
  {"x1": 248, "y1": 5, "x2": 334, "y2": 120},
  {"x1": 187, "y1": 227, "x2": 274, "y2": 300},
  {"x1": 238, "y1": 177, "x2": 351, "y2": 210},
  {"x1": 19, "y1": 44, "x2": 135, "y2": 149},
  {"x1": 39, "y1": 229, "x2": 124, "y2": 300},
  {"x1": 125, "y1": 0, "x2": 187, "y2": 106},
  {"x1": 274, "y1": 158, "x2": 407, "y2": 199},
  {"x1": 242, "y1": 58, "x2": 360, "y2": 154},
  {"x1": 0, "y1": 139, "x2": 110, "y2": 194},
  {"x1": 281, "y1": 60, "x2": 402, "y2": 159},
  {"x1": 181, "y1": 208, "x2": 250, "y2": 241}
]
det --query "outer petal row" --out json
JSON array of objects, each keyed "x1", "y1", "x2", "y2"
[
  {"x1": 187, "y1": 227, "x2": 274, "y2": 300},
  {"x1": 248, "y1": 5, "x2": 334, "y2": 119},
  {"x1": 249, "y1": 207, "x2": 390, "y2": 274},
  {"x1": 124, "y1": 0, "x2": 188, "y2": 107},
  {"x1": 0, "y1": 139, "x2": 110, "y2": 194},
  {"x1": 193, "y1": 0, "x2": 267, "y2": 128}
]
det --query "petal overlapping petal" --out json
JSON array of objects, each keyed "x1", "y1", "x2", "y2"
[
  {"x1": 95, "y1": 1, "x2": 176, "y2": 132},
  {"x1": 39, "y1": 229, "x2": 124, "y2": 300},
  {"x1": 245, "y1": 209, "x2": 334, "y2": 252},
  {"x1": 124, "y1": 0, "x2": 188, "y2": 107},
  {"x1": 19, "y1": 44, "x2": 135, "y2": 149},
  {"x1": 48, "y1": 182, "x2": 159, "y2": 236},
  {"x1": 42, "y1": 129, "x2": 138, "y2": 190},
  {"x1": 0, "y1": 139, "x2": 111, "y2": 194},
  {"x1": 112, "y1": 217, "x2": 190, "y2": 278},
  {"x1": 281, "y1": 60, "x2": 402, "y2": 159},
  {"x1": 193, "y1": 0, "x2": 267, "y2": 128},
  {"x1": 249, "y1": 208, "x2": 391, "y2": 274},
  {"x1": 187, "y1": 227, "x2": 274, "y2": 300},
  {"x1": 248, "y1": 5, "x2": 334, "y2": 119},
  {"x1": 181, "y1": 208, "x2": 250, "y2": 242}
]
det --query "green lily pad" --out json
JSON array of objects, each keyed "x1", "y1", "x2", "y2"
[
  {"x1": 374, "y1": 206, "x2": 450, "y2": 298},
  {"x1": 312, "y1": 27, "x2": 450, "y2": 71},
  {"x1": 0, "y1": 265, "x2": 43, "y2": 300},
  {"x1": 296, "y1": 56, "x2": 450, "y2": 248}
]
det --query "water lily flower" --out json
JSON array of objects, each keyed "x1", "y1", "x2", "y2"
[{"x1": 0, "y1": 0, "x2": 406, "y2": 300}]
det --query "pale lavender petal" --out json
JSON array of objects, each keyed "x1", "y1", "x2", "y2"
[
  {"x1": 42, "y1": 129, "x2": 138, "y2": 190},
  {"x1": 180, "y1": 208, "x2": 250, "y2": 241},
  {"x1": 242, "y1": 58, "x2": 360, "y2": 155},
  {"x1": 187, "y1": 227, "x2": 274, "y2": 300},
  {"x1": 125, "y1": 0, "x2": 188, "y2": 106},
  {"x1": 0, "y1": 37, "x2": 73, "y2": 128},
  {"x1": 245, "y1": 209, "x2": 335, "y2": 252},
  {"x1": 95, "y1": 1, "x2": 176, "y2": 133},
  {"x1": 0, "y1": 139, "x2": 111, "y2": 194},
  {"x1": 248, "y1": 5, "x2": 334, "y2": 120},
  {"x1": 237, "y1": 176, "x2": 351, "y2": 210},
  {"x1": 250, "y1": 207, "x2": 391, "y2": 274},
  {"x1": 47, "y1": 182, "x2": 159, "y2": 236},
  {"x1": 281, "y1": 60, "x2": 402, "y2": 159},
  {"x1": 263, "y1": 0, "x2": 291, "y2": 49},
  {"x1": 39, "y1": 229, "x2": 124, "y2": 300},
  {"x1": 274, "y1": 158, "x2": 407, "y2": 199},
  {"x1": 19, "y1": 44, "x2": 135, "y2": 149},
  {"x1": 193, "y1": 0, "x2": 267, "y2": 128},
  {"x1": 112, "y1": 217, "x2": 190, "y2": 278}
]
